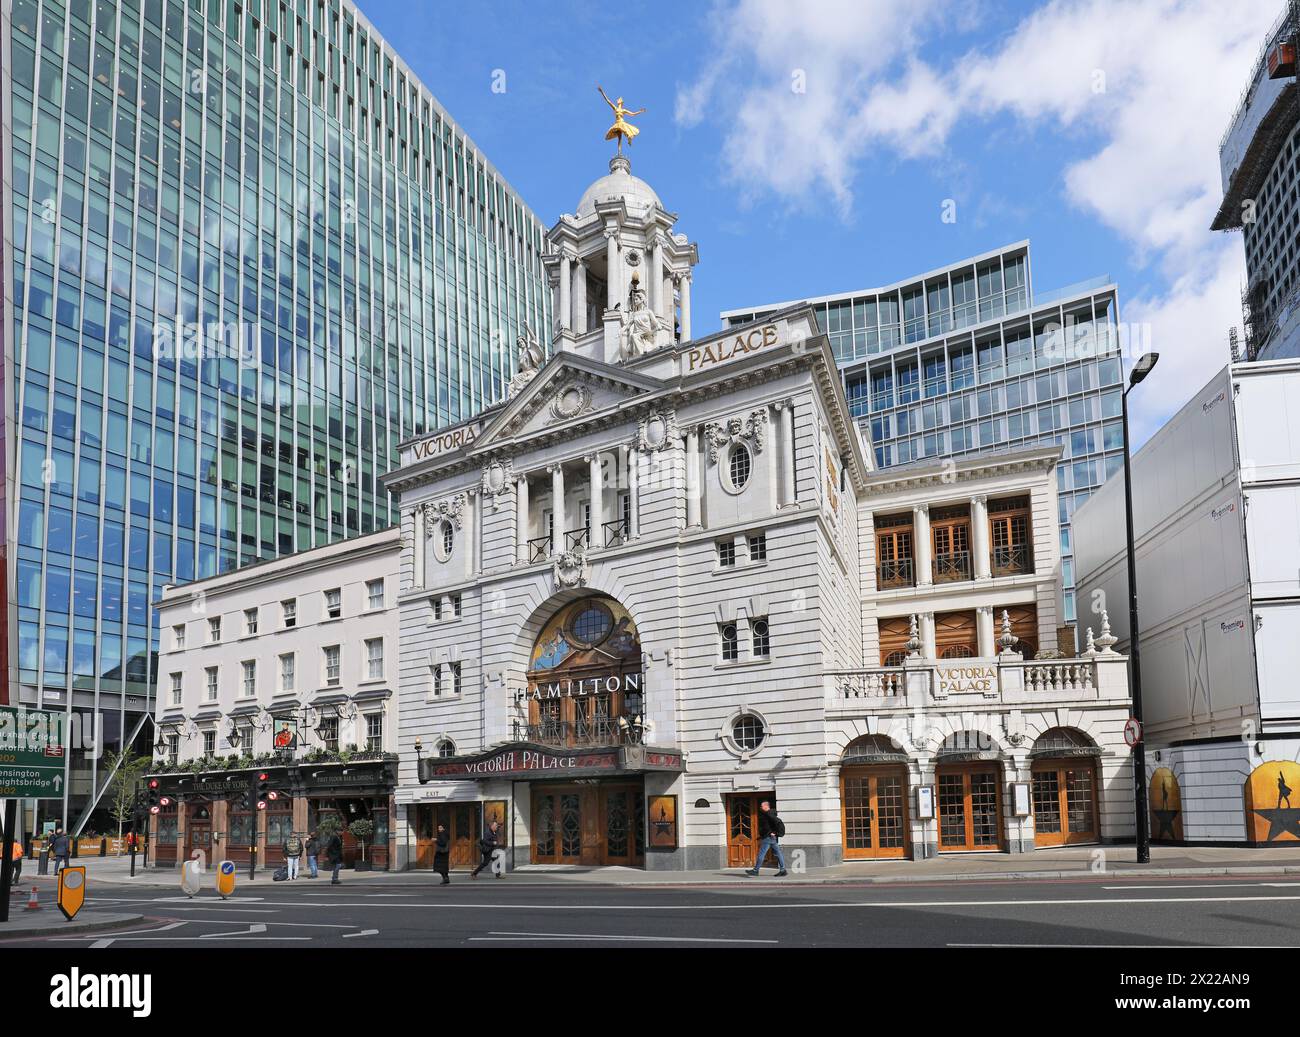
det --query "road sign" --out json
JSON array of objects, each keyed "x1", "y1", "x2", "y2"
[
  {"x1": 57, "y1": 866, "x2": 86, "y2": 921},
  {"x1": 0, "y1": 706, "x2": 69, "y2": 798},
  {"x1": 216, "y1": 860, "x2": 236, "y2": 899},
  {"x1": 1124, "y1": 717, "x2": 1143, "y2": 748}
]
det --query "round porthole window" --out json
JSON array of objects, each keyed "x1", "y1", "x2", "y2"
[
  {"x1": 728, "y1": 444, "x2": 752, "y2": 492},
  {"x1": 569, "y1": 601, "x2": 614, "y2": 648},
  {"x1": 731, "y1": 713, "x2": 766, "y2": 752}
]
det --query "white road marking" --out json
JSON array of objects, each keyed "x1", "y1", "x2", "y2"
[
  {"x1": 472, "y1": 931, "x2": 778, "y2": 944},
  {"x1": 1102, "y1": 883, "x2": 1300, "y2": 890},
  {"x1": 200, "y1": 923, "x2": 268, "y2": 938},
  {"x1": 951, "y1": 943, "x2": 1297, "y2": 948},
  {"x1": 343, "y1": 929, "x2": 380, "y2": 938}
]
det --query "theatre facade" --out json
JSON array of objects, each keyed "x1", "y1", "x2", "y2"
[{"x1": 382, "y1": 152, "x2": 1137, "y2": 870}]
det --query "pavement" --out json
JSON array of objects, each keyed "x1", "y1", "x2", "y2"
[{"x1": 32, "y1": 843, "x2": 1300, "y2": 888}]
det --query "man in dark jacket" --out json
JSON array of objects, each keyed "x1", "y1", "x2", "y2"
[
  {"x1": 745, "y1": 800, "x2": 788, "y2": 877},
  {"x1": 305, "y1": 834, "x2": 320, "y2": 879},
  {"x1": 471, "y1": 820, "x2": 502, "y2": 879},
  {"x1": 433, "y1": 823, "x2": 450, "y2": 885},
  {"x1": 51, "y1": 827, "x2": 72, "y2": 874},
  {"x1": 325, "y1": 829, "x2": 344, "y2": 885}
]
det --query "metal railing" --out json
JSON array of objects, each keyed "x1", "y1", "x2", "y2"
[
  {"x1": 877, "y1": 559, "x2": 914, "y2": 589},
  {"x1": 932, "y1": 550, "x2": 971, "y2": 583},
  {"x1": 515, "y1": 719, "x2": 624, "y2": 749},
  {"x1": 565, "y1": 527, "x2": 589, "y2": 550},
  {"x1": 991, "y1": 545, "x2": 1032, "y2": 576},
  {"x1": 603, "y1": 517, "x2": 630, "y2": 547},
  {"x1": 528, "y1": 535, "x2": 552, "y2": 563}
]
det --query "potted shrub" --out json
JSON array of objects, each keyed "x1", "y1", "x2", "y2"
[{"x1": 348, "y1": 819, "x2": 375, "y2": 871}]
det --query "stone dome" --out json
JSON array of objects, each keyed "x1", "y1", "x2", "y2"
[{"x1": 576, "y1": 155, "x2": 662, "y2": 219}]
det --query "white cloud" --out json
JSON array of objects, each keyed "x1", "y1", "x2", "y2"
[{"x1": 676, "y1": 0, "x2": 1279, "y2": 438}]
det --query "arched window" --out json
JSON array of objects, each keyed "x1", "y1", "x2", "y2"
[
  {"x1": 441, "y1": 521, "x2": 454, "y2": 558},
  {"x1": 436, "y1": 738, "x2": 456, "y2": 758},
  {"x1": 729, "y1": 444, "x2": 752, "y2": 490}
]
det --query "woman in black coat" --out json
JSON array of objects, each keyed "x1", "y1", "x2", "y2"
[{"x1": 433, "y1": 823, "x2": 450, "y2": 885}]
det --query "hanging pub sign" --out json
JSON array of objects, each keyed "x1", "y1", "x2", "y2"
[{"x1": 273, "y1": 719, "x2": 299, "y2": 751}]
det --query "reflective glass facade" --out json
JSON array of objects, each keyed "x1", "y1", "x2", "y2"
[
  {"x1": 721, "y1": 244, "x2": 1124, "y2": 635},
  {"x1": 6, "y1": 0, "x2": 550, "y2": 827}
]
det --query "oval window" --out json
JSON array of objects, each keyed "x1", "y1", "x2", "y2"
[
  {"x1": 570, "y1": 601, "x2": 614, "y2": 647},
  {"x1": 729, "y1": 444, "x2": 752, "y2": 491}
]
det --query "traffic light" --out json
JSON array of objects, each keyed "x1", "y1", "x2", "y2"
[
  {"x1": 256, "y1": 772, "x2": 272, "y2": 810},
  {"x1": 147, "y1": 778, "x2": 161, "y2": 815}
]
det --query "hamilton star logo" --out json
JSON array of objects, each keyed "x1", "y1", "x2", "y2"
[{"x1": 1253, "y1": 771, "x2": 1300, "y2": 841}]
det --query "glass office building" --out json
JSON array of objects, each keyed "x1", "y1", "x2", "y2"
[
  {"x1": 721, "y1": 242, "x2": 1124, "y2": 636},
  {"x1": 5, "y1": 0, "x2": 550, "y2": 829}
]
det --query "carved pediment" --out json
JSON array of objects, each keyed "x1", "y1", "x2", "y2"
[{"x1": 474, "y1": 353, "x2": 667, "y2": 449}]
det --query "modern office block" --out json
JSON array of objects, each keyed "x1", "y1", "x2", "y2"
[
  {"x1": 4, "y1": 0, "x2": 550, "y2": 828},
  {"x1": 721, "y1": 242, "x2": 1124, "y2": 634}
]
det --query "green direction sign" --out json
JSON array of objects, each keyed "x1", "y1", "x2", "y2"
[{"x1": 0, "y1": 706, "x2": 69, "y2": 798}]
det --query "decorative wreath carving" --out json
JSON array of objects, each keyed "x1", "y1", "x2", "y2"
[
  {"x1": 703, "y1": 410, "x2": 767, "y2": 464},
  {"x1": 422, "y1": 494, "x2": 466, "y2": 532},
  {"x1": 635, "y1": 410, "x2": 682, "y2": 453},
  {"x1": 550, "y1": 383, "x2": 593, "y2": 422}
]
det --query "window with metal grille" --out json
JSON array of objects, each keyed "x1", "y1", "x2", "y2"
[{"x1": 752, "y1": 618, "x2": 770, "y2": 657}]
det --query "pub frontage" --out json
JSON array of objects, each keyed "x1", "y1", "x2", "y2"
[{"x1": 146, "y1": 755, "x2": 398, "y2": 870}]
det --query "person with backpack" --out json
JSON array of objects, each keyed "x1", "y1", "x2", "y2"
[
  {"x1": 471, "y1": 820, "x2": 502, "y2": 879},
  {"x1": 282, "y1": 831, "x2": 304, "y2": 880},
  {"x1": 745, "y1": 800, "x2": 788, "y2": 877}
]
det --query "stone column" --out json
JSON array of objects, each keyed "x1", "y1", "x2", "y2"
[
  {"x1": 679, "y1": 272, "x2": 693, "y2": 341},
  {"x1": 778, "y1": 400, "x2": 796, "y2": 505},
  {"x1": 627, "y1": 446, "x2": 640, "y2": 538},
  {"x1": 558, "y1": 253, "x2": 571, "y2": 333},
  {"x1": 914, "y1": 504, "x2": 933, "y2": 587},
  {"x1": 920, "y1": 612, "x2": 936, "y2": 660},
  {"x1": 685, "y1": 427, "x2": 701, "y2": 528},
  {"x1": 647, "y1": 236, "x2": 660, "y2": 316},
  {"x1": 971, "y1": 493, "x2": 991, "y2": 579},
  {"x1": 604, "y1": 229, "x2": 620, "y2": 309},
  {"x1": 550, "y1": 463, "x2": 566, "y2": 551},
  {"x1": 765, "y1": 406, "x2": 779, "y2": 512},
  {"x1": 515, "y1": 474, "x2": 529, "y2": 564},
  {"x1": 587, "y1": 453, "x2": 603, "y2": 549},
  {"x1": 465, "y1": 489, "x2": 478, "y2": 579},
  {"x1": 572, "y1": 258, "x2": 587, "y2": 335},
  {"x1": 412, "y1": 506, "x2": 425, "y2": 589},
  {"x1": 976, "y1": 604, "x2": 996, "y2": 658}
]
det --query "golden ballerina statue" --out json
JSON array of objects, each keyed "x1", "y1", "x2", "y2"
[{"x1": 598, "y1": 85, "x2": 645, "y2": 155}]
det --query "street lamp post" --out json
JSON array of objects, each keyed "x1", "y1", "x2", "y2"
[{"x1": 1122, "y1": 351, "x2": 1159, "y2": 865}]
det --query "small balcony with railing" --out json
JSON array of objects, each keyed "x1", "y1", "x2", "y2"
[
  {"x1": 514, "y1": 661, "x2": 648, "y2": 749},
  {"x1": 520, "y1": 457, "x2": 633, "y2": 565}
]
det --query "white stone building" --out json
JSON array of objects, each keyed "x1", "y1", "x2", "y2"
[
  {"x1": 147, "y1": 527, "x2": 401, "y2": 869},
  {"x1": 381, "y1": 155, "x2": 1136, "y2": 871}
]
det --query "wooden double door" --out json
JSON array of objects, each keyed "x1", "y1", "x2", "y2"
[
  {"x1": 840, "y1": 767, "x2": 909, "y2": 859},
  {"x1": 936, "y1": 763, "x2": 1004, "y2": 851},
  {"x1": 1031, "y1": 760, "x2": 1098, "y2": 846},
  {"x1": 725, "y1": 793, "x2": 783, "y2": 869},
  {"x1": 412, "y1": 803, "x2": 480, "y2": 870},
  {"x1": 531, "y1": 783, "x2": 644, "y2": 866}
]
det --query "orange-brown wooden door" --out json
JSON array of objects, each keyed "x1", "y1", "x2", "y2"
[
  {"x1": 1031, "y1": 761, "x2": 1098, "y2": 846},
  {"x1": 532, "y1": 789, "x2": 584, "y2": 864},
  {"x1": 936, "y1": 764, "x2": 1004, "y2": 851},
  {"x1": 841, "y1": 767, "x2": 909, "y2": 859},
  {"x1": 726, "y1": 793, "x2": 780, "y2": 868}
]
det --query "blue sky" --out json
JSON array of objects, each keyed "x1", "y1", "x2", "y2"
[{"x1": 358, "y1": 0, "x2": 1279, "y2": 442}]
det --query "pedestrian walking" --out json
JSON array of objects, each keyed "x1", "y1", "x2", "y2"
[
  {"x1": 9, "y1": 835, "x2": 23, "y2": 884},
  {"x1": 305, "y1": 833, "x2": 320, "y2": 879},
  {"x1": 471, "y1": 820, "x2": 502, "y2": 879},
  {"x1": 433, "y1": 823, "x2": 450, "y2": 885},
  {"x1": 745, "y1": 800, "x2": 788, "y2": 877},
  {"x1": 50, "y1": 827, "x2": 71, "y2": 874},
  {"x1": 325, "y1": 828, "x2": 344, "y2": 885},
  {"x1": 282, "y1": 831, "x2": 304, "y2": 880}
]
